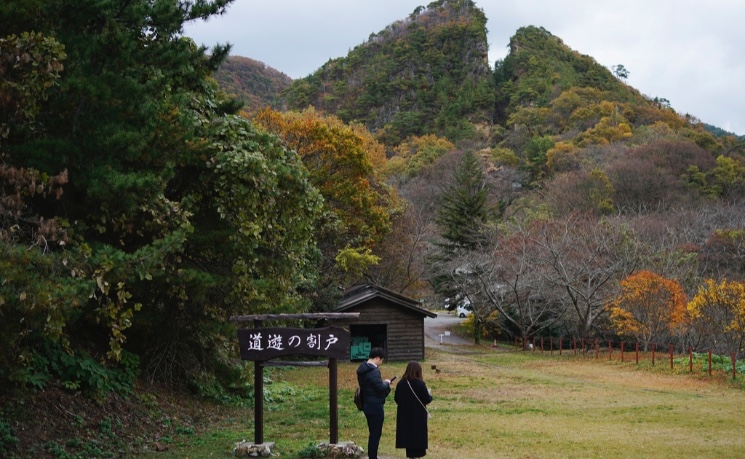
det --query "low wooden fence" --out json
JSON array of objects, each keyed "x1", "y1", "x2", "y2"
[{"x1": 512, "y1": 336, "x2": 742, "y2": 379}]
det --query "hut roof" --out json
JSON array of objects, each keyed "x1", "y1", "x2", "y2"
[{"x1": 336, "y1": 284, "x2": 437, "y2": 318}]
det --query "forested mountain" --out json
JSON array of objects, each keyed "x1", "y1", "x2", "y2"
[
  {"x1": 213, "y1": 55, "x2": 292, "y2": 114},
  {"x1": 283, "y1": 0, "x2": 495, "y2": 146},
  {"x1": 705, "y1": 123, "x2": 745, "y2": 140}
]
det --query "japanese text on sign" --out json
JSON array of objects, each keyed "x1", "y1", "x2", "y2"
[{"x1": 237, "y1": 326, "x2": 350, "y2": 360}]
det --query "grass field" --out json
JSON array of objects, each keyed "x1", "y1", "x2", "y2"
[{"x1": 157, "y1": 344, "x2": 745, "y2": 459}]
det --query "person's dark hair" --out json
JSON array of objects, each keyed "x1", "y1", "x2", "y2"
[
  {"x1": 369, "y1": 347, "x2": 387, "y2": 360},
  {"x1": 402, "y1": 361, "x2": 423, "y2": 381}
]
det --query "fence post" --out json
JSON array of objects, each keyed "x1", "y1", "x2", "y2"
[
  {"x1": 559, "y1": 337, "x2": 563, "y2": 356},
  {"x1": 621, "y1": 342, "x2": 625, "y2": 362},
  {"x1": 608, "y1": 340, "x2": 612, "y2": 360},
  {"x1": 533, "y1": 337, "x2": 536, "y2": 352},
  {"x1": 550, "y1": 337, "x2": 553, "y2": 355},
  {"x1": 595, "y1": 339, "x2": 599, "y2": 359},
  {"x1": 732, "y1": 352, "x2": 737, "y2": 380},
  {"x1": 652, "y1": 343, "x2": 656, "y2": 366},
  {"x1": 669, "y1": 344, "x2": 674, "y2": 370},
  {"x1": 708, "y1": 350, "x2": 712, "y2": 377},
  {"x1": 635, "y1": 342, "x2": 639, "y2": 365},
  {"x1": 573, "y1": 337, "x2": 577, "y2": 355},
  {"x1": 689, "y1": 346, "x2": 693, "y2": 373},
  {"x1": 541, "y1": 336, "x2": 544, "y2": 352}
]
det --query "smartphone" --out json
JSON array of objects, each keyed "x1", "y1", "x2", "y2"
[{"x1": 390, "y1": 376, "x2": 397, "y2": 383}]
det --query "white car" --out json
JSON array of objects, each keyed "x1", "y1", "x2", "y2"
[{"x1": 456, "y1": 303, "x2": 473, "y2": 318}]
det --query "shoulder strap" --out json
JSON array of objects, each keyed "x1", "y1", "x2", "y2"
[{"x1": 406, "y1": 379, "x2": 429, "y2": 412}]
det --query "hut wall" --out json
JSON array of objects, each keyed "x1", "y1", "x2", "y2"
[{"x1": 346, "y1": 298, "x2": 425, "y2": 362}]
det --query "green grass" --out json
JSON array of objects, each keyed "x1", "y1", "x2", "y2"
[{"x1": 155, "y1": 346, "x2": 745, "y2": 458}]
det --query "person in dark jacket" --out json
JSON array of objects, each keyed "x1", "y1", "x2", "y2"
[
  {"x1": 394, "y1": 361, "x2": 432, "y2": 458},
  {"x1": 356, "y1": 347, "x2": 393, "y2": 459}
]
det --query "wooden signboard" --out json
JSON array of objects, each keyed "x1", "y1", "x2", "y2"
[
  {"x1": 237, "y1": 326, "x2": 349, "y2": 361},
  {"x1": 231, "y1": 314, "x2": 358, "y2": 447}
]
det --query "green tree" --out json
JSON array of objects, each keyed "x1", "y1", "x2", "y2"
[
  {"x1": 524, "y1": 135, "x2": 555, "y2": 181},
  {"x1": 1, "y1": 0, "x2": 323, "y2": 390},
  {"x1": 612, "y1": 64, "x2": 630, "y2": 80},
  {"x1": 709, "y1": 155, "x2": 745, "y2": 199},
  {"x1": 431, "y1": 151, "x2": 492, "y2": 343},
  {"x1": 0, "y1": 31, "x2": 66, "y2": 142},
  {"x1": 435, "y1": 151, "x2": 490, "y2": 253}
]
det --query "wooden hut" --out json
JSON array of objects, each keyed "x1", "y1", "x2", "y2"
[{"x1": 335, "y1": 284, "x2": 436, "y2": 362}]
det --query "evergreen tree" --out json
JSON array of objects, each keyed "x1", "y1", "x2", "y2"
[
  {"x1": 430, "y1": 151, "x2": 491, "y2": 343},
  {"x1": 0, "y1": 0, "x2": 323, "y2": 390},
  {"x1": 435, "y1": 151, "x2": 490, "y2": 253}
]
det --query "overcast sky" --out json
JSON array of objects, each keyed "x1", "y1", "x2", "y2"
[{"x1": 184, "y1": 0, "x2": 745, "y2": 135}]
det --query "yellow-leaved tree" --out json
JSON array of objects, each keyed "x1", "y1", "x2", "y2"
[
  {"x1": 610, "y1": 270, "x2": 688, "y2": 350},
  {"x1": 688, "y1": 279, "x2": 745, "y2": 355},
  {"x1": 254, "y1": 107, "x2": 401, "y2": 308}
]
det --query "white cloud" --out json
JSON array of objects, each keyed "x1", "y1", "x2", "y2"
[{"x1": 184, "y1": 0, "x2": 745, "y2": 135}]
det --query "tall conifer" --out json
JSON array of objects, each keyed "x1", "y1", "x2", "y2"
[{"x1": 435, "y1": 150, "x2": 490, "y2": 254}]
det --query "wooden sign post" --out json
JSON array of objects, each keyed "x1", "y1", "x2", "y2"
[{"x1": 230, "y1": 313, "x2": 359, "y2": 446}]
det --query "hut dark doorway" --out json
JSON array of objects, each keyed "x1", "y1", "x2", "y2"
[{"x1": 349, "y1": 324, "x2": 387, "y2": 360}]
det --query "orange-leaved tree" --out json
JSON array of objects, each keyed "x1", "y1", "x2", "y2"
[
  {"x1": 688, "y1": 279, "x2": 745, "y2": 355},
  {"x1": 254, "y1": 107, "x2": 401, "y2": 307},
  {"x1": 610, "y1": 270, "x2": 688, "y2": 351}
]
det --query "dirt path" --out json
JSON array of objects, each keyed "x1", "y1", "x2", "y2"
[{"x1": 424, "y1": 312, "x2": 472, "y2": 347}]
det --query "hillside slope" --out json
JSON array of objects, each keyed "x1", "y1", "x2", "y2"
[
  {"x1": 488, "y1": 26, "x2": 745, "y2": 198},
  {"x1": 213, "y1": 55, "x2": 292, "y2": 114},
  {"x1": 283, "y1": 0, "x2": 495, "y2": 146}
]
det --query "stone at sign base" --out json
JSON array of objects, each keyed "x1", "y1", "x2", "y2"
[
  {"x1": 232, "y1": 441, "x2": 275, "y2": 457},
  {"x1": 316, "y1": 441, "x2": 364, "y2": 458}
]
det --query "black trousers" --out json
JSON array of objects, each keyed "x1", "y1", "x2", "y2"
[{"x1": 363, "y1": 403, "x2": 385, "y2": 459}]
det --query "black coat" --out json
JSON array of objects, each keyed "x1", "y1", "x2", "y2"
[
  {"x1": 357, "y1": 362, "x2": 391, "y2": 405},
  {"x1": 394, "y1": 377, "x2": 432, "y2": 450}
]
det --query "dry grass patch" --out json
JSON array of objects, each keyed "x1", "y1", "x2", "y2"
[{"x1": 158, "y1": 346, "x2": 745, "y2": 458}]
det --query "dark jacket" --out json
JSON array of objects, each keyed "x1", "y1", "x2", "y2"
[
  {"x1": 357, "y1": 362, "x2": 391, "y2": 405},
  {"x1": 394, "y1": 377, "x2": 432, "y2": 450}
]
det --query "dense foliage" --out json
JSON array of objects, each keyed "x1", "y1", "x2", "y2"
[
  {"x1": 283, "y1": 0, "x2": 495, "y2": 146},
  {"x1": 213, "y1": 56, "x2": 292, "y2": 115},
  {"x1": 0, "y1": 0, "x2": 324, "y2": 392},
  {"x1": 610, "y1": 271, "x2": 688, "y2": 351},
  {"x1": 254, "y1": 107, "x2": 401, "y2": 310}
]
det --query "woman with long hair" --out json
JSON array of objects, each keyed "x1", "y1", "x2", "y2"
[{"x1": 394, "y1": 361, "x2": 433, "y2": 458}]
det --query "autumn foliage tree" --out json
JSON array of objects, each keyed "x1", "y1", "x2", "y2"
[
  {"x1": 254, "y1": 107, "x2": 400, "y2": 308},
  {"x1": 385, "y1": 134, "x2": 455, "y2": 183},
  {"x1": 688, "y1": 279, "x2": 745, "y2": 356},
  {"x1": 610, "y1": 270, "x2": 688, "y2": 351}
]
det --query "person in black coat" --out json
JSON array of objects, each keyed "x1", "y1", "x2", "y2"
[
  {"x1": 356, "y1": 347, "x2": 393, "y2": 459},
  {"x1": 394, "y1": 360, "x2": 432, "y2": 458}
]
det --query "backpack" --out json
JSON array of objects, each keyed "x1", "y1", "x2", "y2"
[{"x1": 354, "y1": 386, "x2": 364, "y2": 411}]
